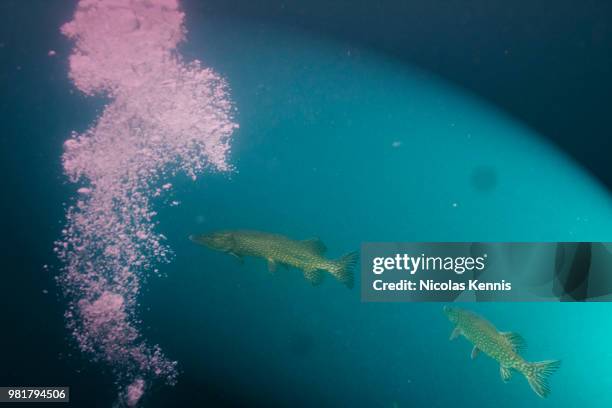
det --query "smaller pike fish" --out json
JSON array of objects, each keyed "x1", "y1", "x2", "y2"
[
  {"x1": 444, "y1": 306, "x2": 560, "y2": 398},
  {"x1": 190, "y1": 230, "x2": 358, "y2": 288}
]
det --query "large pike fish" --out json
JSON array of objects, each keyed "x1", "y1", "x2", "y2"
[
  {"x1": 190, "y1": 230, "x2": 357, "y2": 288},
  {"x1": 444, "y1": 306, "x2": 561, "y2": 398}
]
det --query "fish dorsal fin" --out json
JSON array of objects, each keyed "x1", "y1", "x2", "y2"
[
  {"x1": 501, "y1": 332, "x2": 527, "y2": 352},
  {"x1": 303, "y1": 268, "x2": 324, "y2": 286},
  {"x1": 500, "y1": 365, "x2": 513, "y2": 383},
  {"x1": 302, "y1": 238, "x2": 327, "y2": 254}
]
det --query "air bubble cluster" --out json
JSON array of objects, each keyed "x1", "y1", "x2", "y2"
[{"x1": 55, "y1": 0, "x2": 237, "y2": 405}]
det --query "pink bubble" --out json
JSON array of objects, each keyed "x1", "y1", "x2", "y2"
[
  {"x1": 56, "y1": 0, "x2": 237, "y2": 405},
  {"x1": 126, "y1": 378, "x2": 146, "y2": 407}
]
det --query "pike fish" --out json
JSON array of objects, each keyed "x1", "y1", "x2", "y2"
[
  {"x1": 190, "y1": 230, "x2": 358, "y2": 288},
  {"x1": 443, "y1": 306, "x2": 561, "y2": 398}
]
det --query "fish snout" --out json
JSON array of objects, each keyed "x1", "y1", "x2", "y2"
[
  {"x1": 189, "y1": 234, "x2": 209, "y2": 245},
  {"x1": 443, "y1": 305, "x2": 454, "y2": 318},
  {"x1": 189, "y1": 231, "x2": 234, "y2": 251},
  {"x1": 443, "y1": 305, "x2": 459, "y2": 322}
]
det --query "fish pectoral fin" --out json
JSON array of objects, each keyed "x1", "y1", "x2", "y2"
[
  {"x1": 267, "y1": 259, "x2": 277, "y2": 273},
  {"x1": 303, "y1": 268, "x2": 324, "y2": 286},
  {"x1": 301, "y1": 238, "x2": 327, "y2": 254},
  {"x1": 228, "y1": 252, "x2": 244, "y2": 264},
  {"x1": 501, "y1": 331, "x2": 527, "y2": 352},
  {"x1": 450, "y1": 327, "x2": 462, "y2": 341},
  {"x1": 471, "y1": 346, "x2": 480, "y2": 360},
  {"x1": 500, "y1": 365, "x2": 512, "y2": 383}
]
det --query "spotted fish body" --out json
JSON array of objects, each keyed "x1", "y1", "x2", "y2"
[
  {"x1": 444, "y1": 306, "x2": 560, "y2": 398},
  {"x1": 190, "y1": 230, "x2": 357, "y2": 288}
]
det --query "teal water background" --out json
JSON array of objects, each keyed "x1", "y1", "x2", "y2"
[
  {"x1": 2, "y1": 4, "x2": 612, "y2": 407},
  {"x1": 140, "y1": 19, "x2": 612, "y2": 407}
]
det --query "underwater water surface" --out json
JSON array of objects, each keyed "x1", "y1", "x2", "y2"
[{"x1": 128, "y1": 18, "x2": 612, "y2": 407}]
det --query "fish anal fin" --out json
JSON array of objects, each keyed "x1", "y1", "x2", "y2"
[
  {"x1": 450, "y1": 327, "x2": 462, "y2": 341},
  {"x1": 303, "y1": 268, "x2": 324, "y2": 286},
  {"x1": 500, "y1": 365, "x2": 512, "y2": 382},
  {"x1": 501, "y1": 332, "x2": 527, "y2": 352},
  {"x1": 267, "y1": 259, "x2": 277, "y2": 273},
  {"x1": 302, "y1": 238, "x2": 327, "y2": 254},
  {"x1": 471, "y1": 346, "x2": 480, "y2": 360}
]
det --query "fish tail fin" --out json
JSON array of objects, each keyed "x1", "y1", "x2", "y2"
[
  {"x1": 329, "y1": 251, "x2": 358, "y2": 289},
  {"x1": 523, "y1": 360, "x2": 561, "y2": 398}
]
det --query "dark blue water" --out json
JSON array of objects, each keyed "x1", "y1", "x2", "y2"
[{"x1": 2, "y1": 2, "x2": 612, "y2": 407}]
